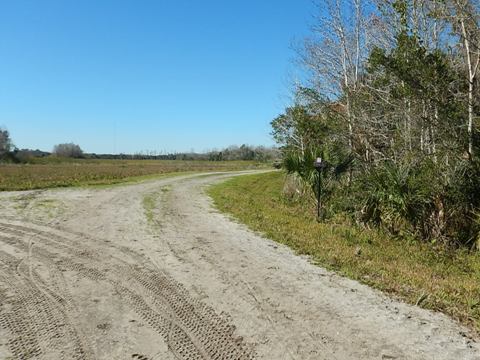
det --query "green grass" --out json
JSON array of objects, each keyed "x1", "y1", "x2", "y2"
[
  {"x1": 142, "y1": 185, "x2": 172, "y2": 225},
  {"x1": 208, "y1": 171, "x2": 480, "y2": 334},
  {"x1": 0, "y1": 159, "x2": 266, "y2": 191},
  {"x1": 143, "y1": 192, "x2": 158, "y2": 224}
]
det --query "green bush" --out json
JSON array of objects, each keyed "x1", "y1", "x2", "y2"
[
  {"x1": 355, "y1": 159, "x2": 480, "y2": 248},
  {"x1": 357, "y1": 160, "x2": 438, "y2": 236},
  {"x1": 283, "y1": 145, "x2": 353, "y2": 217}
]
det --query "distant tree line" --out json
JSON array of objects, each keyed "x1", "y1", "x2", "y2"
[
  {"x1": 273, "y1": 0, "x2": 480, "y2": 249},
  {"x1": 0, "y1": 133, "x2": 278, "y2": 164},
  {"x1": 206, "y1": 145, "x2": 280, "y2": 162},
  {"x1": 86, "y1": 145, "x2": 279, "y2": 161}
]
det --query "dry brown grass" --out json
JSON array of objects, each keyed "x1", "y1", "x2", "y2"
[{"x1": 0, "y1": 159, "x2": 263, "y2": 191}]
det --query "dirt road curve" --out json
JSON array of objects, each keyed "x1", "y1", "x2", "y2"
[{"x1": 0, "y1": 172, "x2": 478, "y2": 360}]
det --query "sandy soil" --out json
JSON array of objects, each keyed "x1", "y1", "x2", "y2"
[{"x1": 0, "y1": 172, "x2": 478, "y2": 360}]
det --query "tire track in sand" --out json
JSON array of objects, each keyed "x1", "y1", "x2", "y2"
[{"x1": 0, "y1": 220, "x2": 255, "y2": 360}]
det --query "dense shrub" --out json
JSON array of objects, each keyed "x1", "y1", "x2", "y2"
[
  {"x1": 282, "y1": 144, "x2": 480, "y2": 249},
  {"x1": 345, "y1": 159, "x2": 479, "y2": 248}
]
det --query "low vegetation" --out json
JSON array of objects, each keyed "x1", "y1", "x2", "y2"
[
  {"x1": 209, "y1": 172, "x2": 480, "y2": 333},
  {"x1": 0, "y1": 159, "x2": 263, "y2": 191}
]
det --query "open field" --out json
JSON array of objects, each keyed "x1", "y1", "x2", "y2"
[
  {"x1": 0, "y1": 171, "x2": 478, "y2": 359},
  {"x1": 208, "y1": 171, "x2": 480, "y2": 334},
  {"x1": 0, "y1": 159, "x2": 264, "y2": 191}
]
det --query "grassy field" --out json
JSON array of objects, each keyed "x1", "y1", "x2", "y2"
[
  {"x1": 0, "y1": 159, "x2": 263, "y2": 191},
  {"x1": 209, "y1": 171, "x2": 480, "y2": 334}
]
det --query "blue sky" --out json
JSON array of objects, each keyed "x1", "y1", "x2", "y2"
[{"x1": 0, "y1": 0, "x2": 313, "y2": 154}]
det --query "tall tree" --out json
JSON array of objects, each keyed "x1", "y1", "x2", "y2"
[
  {"x1": 301, "y1": 0, "x2": 375, "y2": 156},
  {"x1": 0, "y1": 129, "x2": 12, "y2": 157},
  {"x1": 443, "y1": 0, "x2": 480, "y2": 158}
]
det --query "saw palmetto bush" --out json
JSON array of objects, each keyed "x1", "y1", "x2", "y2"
[
  {"x1": 356, "y1": 158, "x2": 480, "y2": 248},
  {"x1": 283, "y1": 148, "x2": 318, "y2": 197},
  {"x1": 283, "y1": 144, "x2": 354, "y2": 217},
  {"x1": 281, "y1": 141, "x2": 480, "y2": 248},
  {"x1": 357, "y1": 160, "x2": 438, "y2": 237},
  {"x1": 442, "y1": 159, "x2": 480, "y2": 248}
]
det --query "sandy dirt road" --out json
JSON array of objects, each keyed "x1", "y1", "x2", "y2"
[{"x1": 0, "y1": 171, "x2": 478, "y2": 360}]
